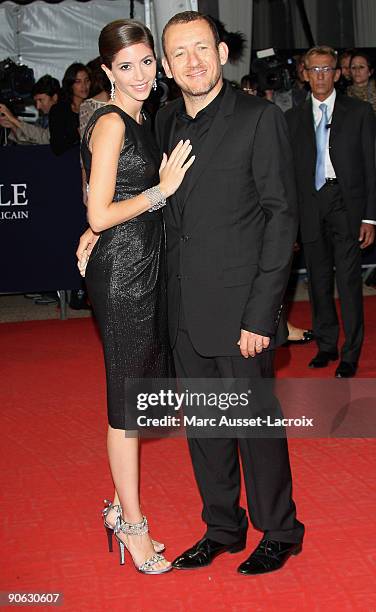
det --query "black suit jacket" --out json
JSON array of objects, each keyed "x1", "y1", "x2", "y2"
[
  {"x1": 155, "y1": 83, "x2": 298, "y2": 356},
  {"x1": 285, "y1": 94, "x2": 376, "y2": 243}
]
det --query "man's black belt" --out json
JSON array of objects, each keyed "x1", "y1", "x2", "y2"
[{"x1": 325, "y1": 178, "x2": 339, "y2": 184}]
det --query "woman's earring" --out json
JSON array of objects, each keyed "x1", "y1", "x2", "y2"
[
  {"x1": 110, "y1": 81, "x2": 115, "y2": 101},
  {"x1": 152, "y1": 78, "x2": 157, "y2": 91}
]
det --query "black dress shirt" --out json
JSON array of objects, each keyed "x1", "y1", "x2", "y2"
[{"x1": 173, "y1": 84, "x2": 225, "y2": 210}]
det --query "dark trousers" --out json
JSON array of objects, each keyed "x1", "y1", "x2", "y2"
[
  {"x1": 173, "y1": 310, "x2": 305, "y2": 545},
  {"x1": 303, "y1": 184, "x2": 364, "y2": 363}
]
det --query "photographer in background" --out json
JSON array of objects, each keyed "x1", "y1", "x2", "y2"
[
  {"x1": 251, "y1": 51, "x2": 309, "y2": 112},
  {"x1": 0, "y1": 75, "x2": 60, "y2": 144}
]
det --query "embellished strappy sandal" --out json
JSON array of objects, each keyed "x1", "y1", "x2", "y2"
[
  {"x1": 101, "y1": 500, "x2": 165, "y2": 554},
  {"x1": 114, "y1": 516, "x2": 172, "y2": 575}
]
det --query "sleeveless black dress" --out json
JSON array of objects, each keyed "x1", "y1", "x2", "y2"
[{"x1": 81, "y1": 105, "x2": 173, "y2": 430}]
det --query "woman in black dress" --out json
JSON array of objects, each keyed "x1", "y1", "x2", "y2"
[{"x1": 78, "y1": 20, "x2": 194, "y2": 575}]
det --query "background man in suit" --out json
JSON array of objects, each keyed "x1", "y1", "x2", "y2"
[
  {"x1": 157, "y1": 11, "x2": 304, "y2": 575},
  {"x1": 285, "y1": 46, "x2": 376, "y2": 378}
]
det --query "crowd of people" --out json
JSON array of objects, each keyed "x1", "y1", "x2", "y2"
[
  {"x1": 2, "y1": 47, "x2": 375, "y2": 151},
  {"x1": 240, "y1": 48, "x2": 376, "y2": 113}
]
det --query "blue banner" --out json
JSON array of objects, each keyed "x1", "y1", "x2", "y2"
[{"x1": 0, "y1": 145, "x2": 86, "y2": 292}]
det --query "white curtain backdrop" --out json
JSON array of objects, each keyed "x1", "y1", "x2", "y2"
[
  {"x1": 2, "y1": 0, "x2": 376, "y2": 84},
  {"x1": 150, "y1": 0, "x2": 198, "y2": 58},
  {"x1": 0, "y1": 0, "x2": 144, "y2": 82},
  {"x1": 218, "y1": 0, "x2": 253, "y2": 84},
  {"x1": 353, "y1": 0, "x2": 376, "y2": 46},
  {"x1": 0, "y1": 3, "x2": 18, "y2": 61}
]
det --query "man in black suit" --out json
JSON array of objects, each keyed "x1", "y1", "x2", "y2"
[
  {"x1": 285, "y1": 46, "x2": 376, "y2": 378},
  {"x1": 156, "y1": 11, "x2": 304, "y2": 575}
]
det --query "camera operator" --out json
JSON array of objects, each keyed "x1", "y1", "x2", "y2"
[
  {"x1": 273, "y1": 56, "x2": 310, "y2": 111},
  {"x1": 251, "y1": 52, "x2": 310, "y2": 113},
  {"x1": 0, "y1": 75, "x2": 60, "y2": 145}
]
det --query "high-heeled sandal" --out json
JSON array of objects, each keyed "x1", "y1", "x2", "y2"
[
  {"x1": 114, "y1": 515, "x2": 172, "y2": 575},
  {"x1": 102, "y1": 500, "x2": 165, "y2": 554}
]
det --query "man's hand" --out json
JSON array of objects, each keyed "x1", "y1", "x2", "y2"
[
  {"x1": 359, "y1": 222, "x2": 375, "y2": 249},
  {"x1": 0, "y1": 116, "x2": 13, "y2": 129},
  {"x1": 0, "y1": 104, "x2": 21, "y2": 129},
  {"x1": 237, "y1": 329, "x2": 270, "y2": 358},
  {"x1": 76, "y1": 227, "x2": 98, "y2": 277}
]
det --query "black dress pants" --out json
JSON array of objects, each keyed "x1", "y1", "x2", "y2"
[
  {"x1": 303, "y1": 184, "x2": 364, "y2": 363},
  {"x1": 173, "y1": 309, "x2": 305, "y2": 545}
]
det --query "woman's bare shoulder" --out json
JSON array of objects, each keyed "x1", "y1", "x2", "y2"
[{"x1": 91, "y1": 110, "x2": 125, "y2": 145}]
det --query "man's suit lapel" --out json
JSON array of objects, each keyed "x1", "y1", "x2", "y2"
[
  {"x1": 302, "y1": 98, "x2": 317, "y2": 179},
  {"x1": 329, "y1": 94, "x2": 349, "y2": 143},
  {"x1": 162, "y1": 102, "x2": 182, "y2": 225},
  {"x1": 179, "y1": 83, "x2": 236, "y2": 213},
  {"x1": 302, "y1": 98, "x2": 316, "y2": 150}
]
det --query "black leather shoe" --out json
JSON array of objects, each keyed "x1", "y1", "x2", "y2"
[
  {"x1": 283, "y1": 329, "x2": 315, "y2": 346},
  {"x1": 335, "y1": 361, "x2": 357, "y2": 378},
  {"x1": 237, "y1": 538, "x2": 302, "y2": 575},
  {"x1": 308, "y1": 351, "x2": 338, "y2": 368},
  {"x1": 172, "y1": 536, "x2": 246, "y2": 570}
]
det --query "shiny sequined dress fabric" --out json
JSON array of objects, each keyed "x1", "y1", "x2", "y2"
[{"x1": 81, "y1": 105, "x2": 173, "y2": 429}]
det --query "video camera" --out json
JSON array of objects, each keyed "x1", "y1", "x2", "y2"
[
  {"x1": 251, "y1": 49, "x2": 296, "y2": 92},
  {"x1": 0, "y1": 57, "x2": 35, "y2": 116}
]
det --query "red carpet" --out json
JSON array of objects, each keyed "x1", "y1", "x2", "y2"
[{"x1": 1, "y1": 298, "x2": 376, "y2": 611}]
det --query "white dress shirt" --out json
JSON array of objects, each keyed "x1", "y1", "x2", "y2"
[{"x1": 311, "y1": 90, "x2": 375, "y2": 225}]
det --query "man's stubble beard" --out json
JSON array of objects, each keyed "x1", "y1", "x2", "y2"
[{"x1": 178, "y1": 70, "x2": 222, "y2": 100}]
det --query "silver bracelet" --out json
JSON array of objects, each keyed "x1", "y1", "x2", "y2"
[{"x1": 143, "y1": 186, "x2": 167, "y2": 212}]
